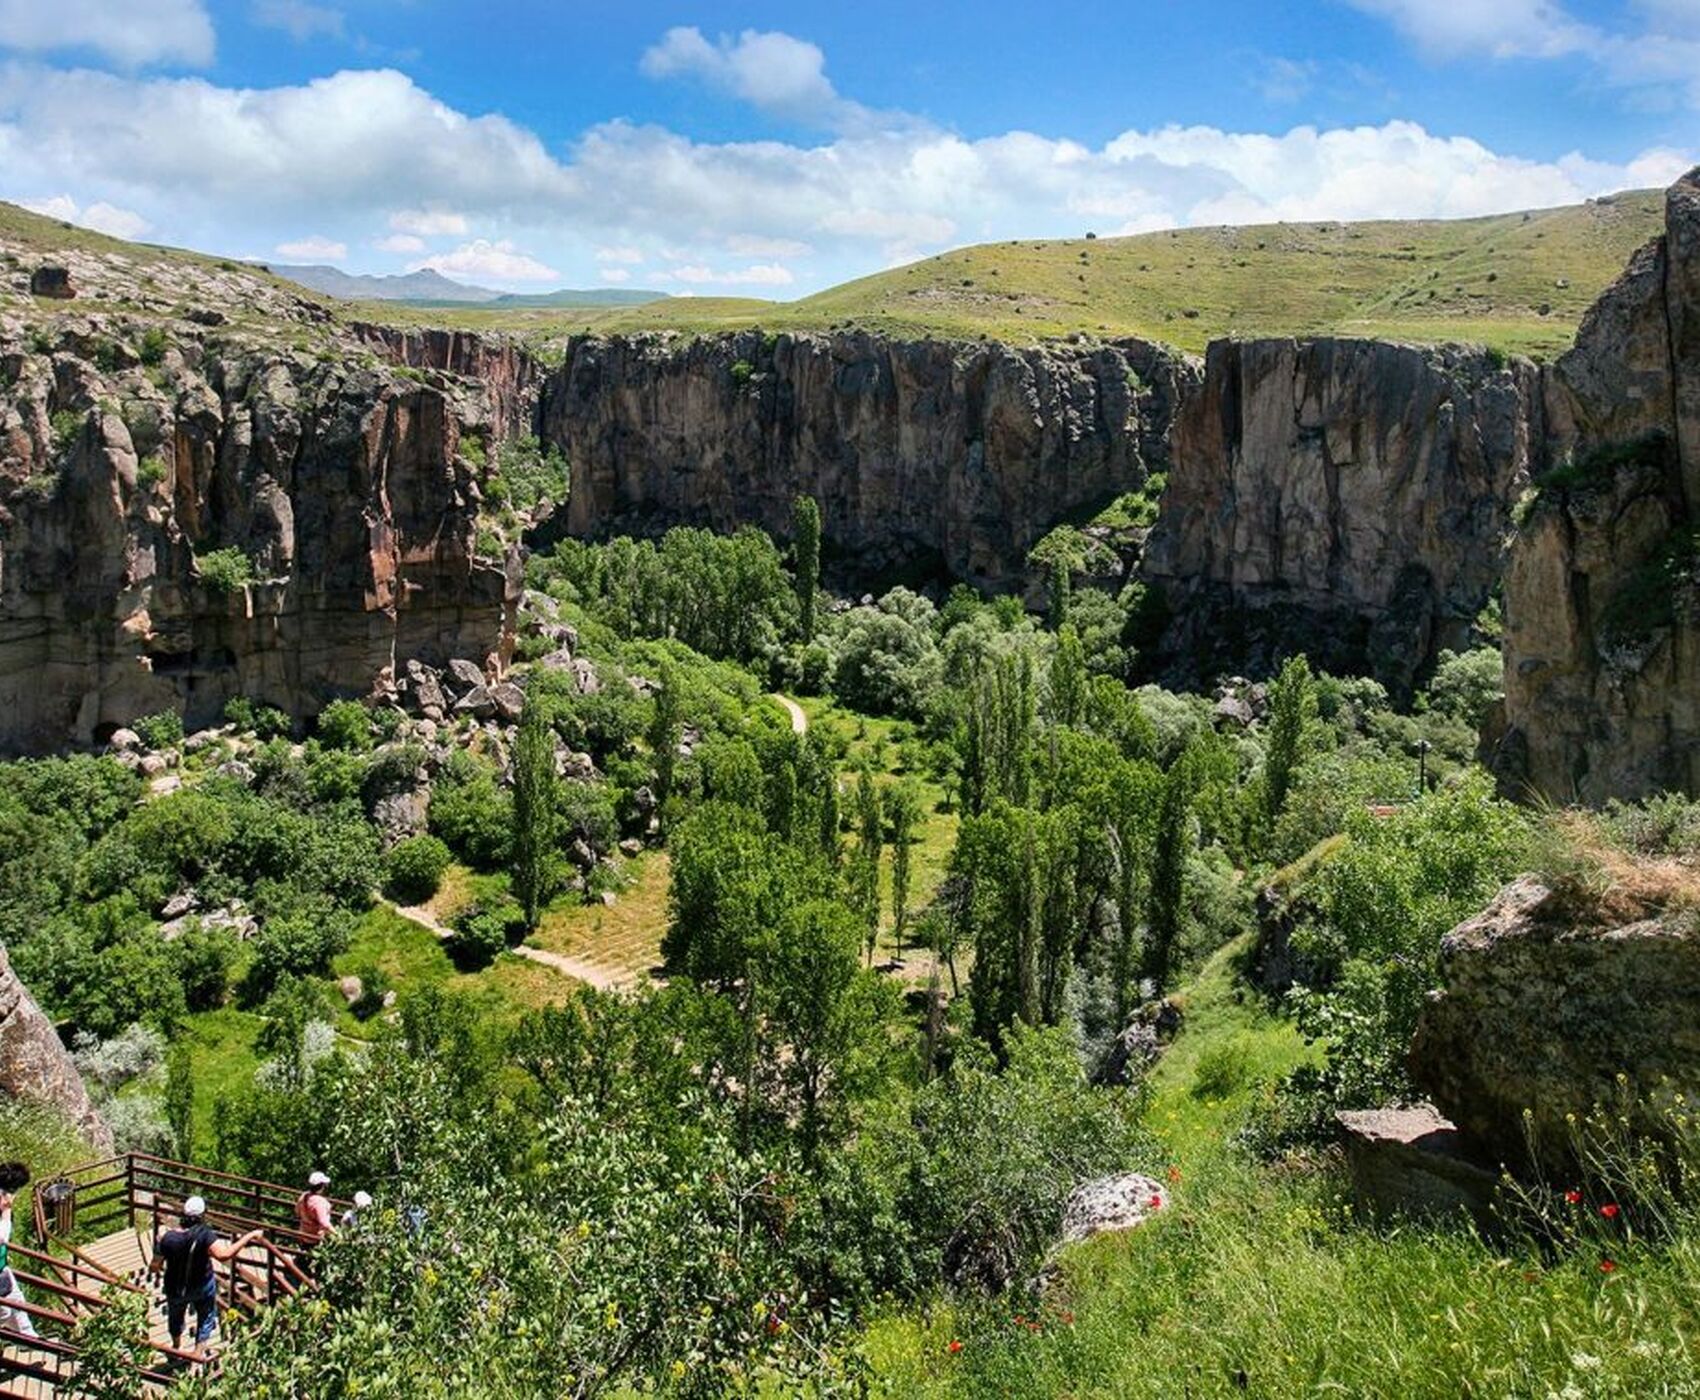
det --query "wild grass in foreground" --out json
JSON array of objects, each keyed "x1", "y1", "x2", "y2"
[{"x1": 867, "y1": 937, "x2": 1700, "y2": 1399}]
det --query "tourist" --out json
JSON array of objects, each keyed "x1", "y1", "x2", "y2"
[
  {"x1": 0, "y1": 1162, "x2": 37, "y2": 1341},
  {"x1": 150, "y1": 1196, "x2": 263, "y2": 1358},
  {"x1": 295, "y1": 1169, "x2": 333, "y2": 1244},
  {"x1": 340, "y1": 1190, "x2": 372, "y2": 1229}
]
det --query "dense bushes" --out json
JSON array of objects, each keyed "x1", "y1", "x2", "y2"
[{"x1": 384, "y1": 833, "x2": 451, "y2": 904}]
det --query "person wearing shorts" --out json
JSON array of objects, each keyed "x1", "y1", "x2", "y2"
[{"x1": 150, "y1": 1196, "x2": 263, "y2": 1358}]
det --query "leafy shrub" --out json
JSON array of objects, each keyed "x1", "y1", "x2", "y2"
[
  {"x1": 197, "y1": 545, "x2": 256, "y2": 593},
  {"x1": 729, "y1": 358, "x2": 754, "y2": 385},
  {"x1": 138, "y1": 327, "x2": 169, "y2": 367},
  {"x1": 385, "y1": 834, "x2": 451, "y2": 904},
  {"x1": 223, "y1": 696, "x2": 291, "y2": 738},
  {"x1": 1425, "y1": 646, "x2": 1503, "y2": 728},
  {"x1": 133, "y1": 709, "x2": 184, "y2": 750},
  {"x1": 460, "y1": 434, "x2": 487, "y2": 467},
  {"x1": 429, "y1": 751, "x2": 513, "y2": 869},
  {"x1": 487, "y1": 435, "x2": 570, "y2": 514},
  {"x1": 315, "y1": 699, "x2": 374, "y2": 752},
  {"x1": 136, "y1": 455, "x2": 167, "y2": 488},
  {"x1": 450, "y1": 902, "x2": 517, "y2": 968},
  {"x1": 50, "y1": 409, "x2": 83, "y2": 454}
]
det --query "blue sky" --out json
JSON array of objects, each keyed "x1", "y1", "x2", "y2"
[{"x1": 0, "y1": 0, "x2": 1695, "y2": 294}]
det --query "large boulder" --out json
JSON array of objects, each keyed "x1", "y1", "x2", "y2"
[
  {"x1": 1059, "y1": 1173, "x2": 1170, "y2": 1245},
  {"x1": 0, "y1": 944, "x2": 112, "y2": 1151},
  {"x1": 1335, "y1": 1103, "x2": 1498, "y2": 1223},
  {"x1": 1409, "y1": 875, "x2": 1700, "y2": 1168}
]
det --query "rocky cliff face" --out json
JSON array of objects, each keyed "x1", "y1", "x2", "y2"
[
  {"x1": 545, "y1": 330, "x2": 1195, "y2": 586},
  {"x1": 0, "y1": 943, "x2": 110, "y2": 1152},
  {"x1": 1497, "y1": 168, "x2": 1700, "y2": 803},
  {"x1": 0, "y1": 282, "x2": 526, "y2": 751},
  {"x1": 1141, "y1": 338, "x2": 1540, "y2": 697}
]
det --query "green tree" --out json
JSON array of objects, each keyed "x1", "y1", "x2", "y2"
[
  {"x1": 647, "y1": 658, "x2": 682, "y2": 821},
  {"x1": 1144, "y1": 748, "x2": 1196, "y2": 993},
  {"x1": 1047, "y1": 554, "x2": 1071, "y2": 630},
  {"x1": 512, "y1": 694, "x2": 561, "y2": 930},
  {"x1": 852, "y1": 768, "x2": 883, "y2": 965},
  {"x1": 1263, "y1": 653, "x2": 1317, "y2": 828},
  {"x1": 885, "y1": 782, "x2": 923, "y2": 958},
  {"x1": 1049, "y1": 623, "x2": 1088, "y2": 729},
  {"x1": 792, "y1": 494, "x2": 821, "y2": 641},
  {"x1": 761, "y1": 899, "x2": 889, "y2": 1156}
]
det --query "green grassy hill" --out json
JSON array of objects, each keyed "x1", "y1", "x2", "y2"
[{"x1": 1, "y1": 189, "x2": 1665, "y2": 356}]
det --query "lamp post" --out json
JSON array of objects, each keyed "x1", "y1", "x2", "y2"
[{"x1": 1415, "y1": 738, "x2": 1432, "y2": 797}]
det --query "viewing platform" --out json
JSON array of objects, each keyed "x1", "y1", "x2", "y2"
[{"x1": 0, "y1": 1154, "x2": 327, "y2": 1396}]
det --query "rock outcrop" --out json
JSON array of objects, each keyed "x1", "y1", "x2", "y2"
[
  {"x1": 0, "y1": 944, "x2": 111, "y2": 1152},
  {"x1": 1142, "y1": 338, "x2": 1540, "y2": 697},
  {"x1": 546, "y1": 330, "x2": 1195, "y2": 587},
  {"x1": 0, "y1": 320, "x2": 525, "y2": 751},
  {"x1": 1497, "y1": 168, "x2": 1700, "y2": 803},
  {"x1": 1409, "y1": 875, "x2": 1700, "y2": 1169},
  {"x1": 1335, "y1": 1103, "x2": 1497, "y2": 1222}
]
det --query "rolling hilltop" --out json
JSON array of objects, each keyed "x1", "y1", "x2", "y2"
[{"x1": 0, "y1": 188, "x2": 1665, "y2": 356}]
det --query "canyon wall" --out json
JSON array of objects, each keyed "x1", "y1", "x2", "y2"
[
  {"x1": 1141, "y1": 338, "x2": 1540, "y2": 697},
  {"x1": 544, "y1": 330, "x2": 1195, "y2": 586},
  {"x1": 0, "y1": 943, "x2": 110, "y2": 1152},
  {"x1": 1496, "y1": 168, "x2": 1700, "y2": 803},
  {"x1": 0, "y1": 319, "x2": 523, "y2": 752}
]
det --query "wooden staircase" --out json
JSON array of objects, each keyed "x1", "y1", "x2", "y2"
[{"x1": 0, "y1": 1154, "x2": 330, "y2": 1396}]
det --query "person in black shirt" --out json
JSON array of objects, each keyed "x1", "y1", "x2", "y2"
[{"x1": 149, "y1": 1196, "x2": 264, "y2": 1357}]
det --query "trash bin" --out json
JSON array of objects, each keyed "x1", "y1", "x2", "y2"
[{"x1": 38, "y1": 1177, "x2": 75, "y2": 1238}]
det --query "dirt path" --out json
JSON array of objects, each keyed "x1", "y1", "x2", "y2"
[
  {"x1": 390, "y1": 900, "x2": 629, "y2": 991},
  {"x1": 771, "y1": 693, "x2": 808, "y2": 735}
]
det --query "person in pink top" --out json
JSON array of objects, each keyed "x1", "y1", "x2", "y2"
[{"x1": 294, "y1": 1169, "x2": 333, "y2": 1245}]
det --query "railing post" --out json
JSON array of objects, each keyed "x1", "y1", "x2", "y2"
[{"x1": 124, "y1": 1153, "x2": 134, "y2": 1231}]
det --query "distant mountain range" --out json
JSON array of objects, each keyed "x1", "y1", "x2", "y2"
[{"x1": 268, "y1": 263, "x2": 668, "y2": 308}]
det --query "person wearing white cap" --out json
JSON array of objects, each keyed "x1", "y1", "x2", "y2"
[
  {"x1": 149, "y1": 1196, "x2": 264, "y2": 1357},
  {"x1": 340, "y1": 1190, "x2": 373, "y2": 1230},
  {"x1": 295, "y1": 1170, "x2": 333, "y2": 1245}
]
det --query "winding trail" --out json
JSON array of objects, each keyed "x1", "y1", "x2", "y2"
[
  {"x1": 390, "y1": 899, "x2": 628, "y2": 991},
  {"x1": 771, "y1": 693, "x2": 808, "y2": 735}
]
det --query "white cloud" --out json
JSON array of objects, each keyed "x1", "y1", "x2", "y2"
[
  {"x1": 373, "y1": 232, "x2": 424, "y2": 253},
  {"x1": 1350, "y1": 0, "x2": 1700, "y2": 106},
  {"x1": 726, "y1": 232, "x2": 812, "y2": 257},
  {"x1": 251, "y1": 0, "x2": 344, "y2": 42},
  {"x1": 659, "y1": 262, "x2": 794, "y2": 286},
  {"x1": 389, "y1": 207, "x2": 468, "y2": 236},
  {"x1": 0, "y1": 54, "x2": 1689, "y2": 299},
  {"x1": 1346, "y1": 0, "x2": 1593, "y2": 59},
  {"x1": 409, "y1": 238, "x2": 559, "y2": 284},
  {"x1": 276, "y1": 233, "x2": 347, "y2": 260},
  {"x1": 0, "y1": 0, "x2": 214, "y2": 67},
  {"x1": 599, "y1": 267, "x2": 631, "y2": 283},
  {"x1": 1255, "y1": 57, "x2": 1318, "y2": 104},
  {"x1": 19, "y1": 192, "x2": 149, "y2": 238},
  {"x1": 640, "y1": 26, "x2": 865, "y2": 128}
]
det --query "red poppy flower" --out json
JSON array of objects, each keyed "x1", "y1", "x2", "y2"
[
  {"x1": 1600, "y1": 1203, "x2": 1620, "y2": 1220},
  {"x1": 1599, "y1": 1258, "x2": 1617, "y2": 1274},
  {"x1": 1564, "y1": 1189, "x2": 1582, "y2": 1205},
  {"x1": 1148, "y1": 1194, "x2": 1164, "y2": 1210},
  {"x1": 947, "y1": 1339, "x2": 963, "y2": 1355}
]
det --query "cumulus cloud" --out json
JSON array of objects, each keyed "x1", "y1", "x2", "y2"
[
  {"x1": 372, "y1": 232, "x2": 424, "y2": 253},
  {"x1": 0, "y1": 0, "x2": 214, "y2": 68},
  {"x1": 276, "y1": 234, "x2": 347, "y2": 260},
  {"x1": 252, "y1": 0, "x2": 344, "y2": 42},
  {"x1": 0, "y1": 48, "x2": 1690, "y2": 297},
  {"x1": 409, "y1": 239, "x2": 559, "y2": 284},
  {"x1": 19, "y1": 193, "x2": 149, "y2": 238},
  {"x1": 389, "y1": 207, "x2": 468, "y2": 236},
  {"x1": 1350, "y1": 0, "x2": 1700, "y2": 106},
  {"x1": 599, "y1": 267, "x2": 632, "y2": 283},
  {"x1": 640, "y1": 26, "x2": 865, "y2": 128}
]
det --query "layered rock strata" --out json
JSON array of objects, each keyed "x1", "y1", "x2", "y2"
[
  {"x1": 1142, "y1": 338, "x2": 1540, "y2": 697},
  {"x1": 1497, "y1": 168, "x2": 1700, "y2": 803},
  {"x1": 545, "y1": 330, "x2": 1196, "y2": 586},
  {"x1": 0, "y1": 320, "x2": 522, "y2": 751}
]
